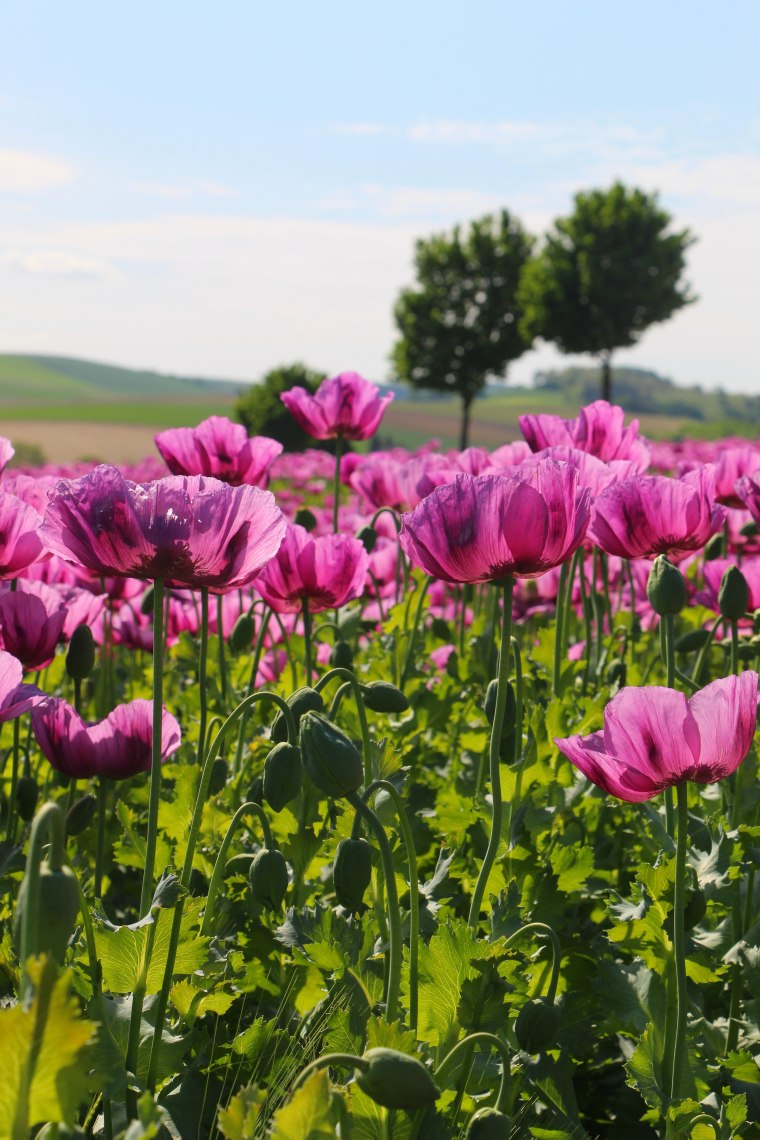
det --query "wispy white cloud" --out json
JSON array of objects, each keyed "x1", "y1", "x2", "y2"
[
  {"x1": 2, "y1": 250, "x2": 118, "y2": 279},
  {"x1": 321, "y1": 183, "x2": 506, "y2": 220},
  {"x1": 0, "y1": 148, "x2": 74, "y2": 191},
  {"x1": 136, "y1": 180, "x2": 238, "y2": 200}
]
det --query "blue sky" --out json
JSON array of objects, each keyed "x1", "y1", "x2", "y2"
[{"x1": 2, "y1": 0, "x2": 759, "y2": 392}]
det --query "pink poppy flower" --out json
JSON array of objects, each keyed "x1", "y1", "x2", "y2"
[
  {"x1": 280, "y1": 371, "x2": 393, "y2": 441},
  {"x1": 589, "y1": 468, "x2": 726, "y2": 561},
  {"x1": 155, "y1": 416, "x2": 283, "y2": 488},
  {"x1": 255, "y1": 523, "x2": 369, "y2": 613},
  {"x1": 520, "y1": 400, "x2": 650, "y2": 472},
  {"x1": 0, "y1": 493, "x2": 45, "y2": 579},
  {"x1": 399, "y1": 461, "x2": 591, "y2": 584},
  {"x1": 0, "y1": 583, "x2": 67, "y2": 670},
  {"x1": 32, "y1": 697, "x2": 181, "y2": 780},
  {"x1": 40, "y1": 465, "x2": 286, "y2": 591},
  {"x1": 0, "y1": 650, "x2": 43, "y2": 723},
  {"x1": 0, "y1": 437, "x2": 15, "y2": 474},
  {"x1": 519, "y1": 446, "x2": 640, "y2": 498},
  {"x1": 555, "y1": 673, "x2": 758, "y2": 802},
  {"x1": 732, "y1": 471, "x2": 760, "y2": 525},
  {"x1": 712, "y1": 447, "x2": 760, "y2": 508}
]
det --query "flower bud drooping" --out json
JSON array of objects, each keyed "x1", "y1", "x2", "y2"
[
  {"x1": 248, "y1": 848, "x2": 289, "y2": 911},
  {"x1": 514, "y1": 997, "x2": 560, "y2": 1054},
  {"x1": 356, "y1": 525, "x2": 378, "y2": 554},
  {"x1": 330, "y1": 640, "x2": 354, "y2": 670},
  {"x1": 65, "y1": 793, "x2": 97, "y2": 836},
  {"x1": 356, "y1": 1047, "x2": 440, "y2": 1111},
  {"x1": 294, "y1": 507, "x2": 318, "y2": 532},
  {"x1": 263, "y1": 743, "x2": 302, "y2": 812},
  {"x1": 229, "y1": 611, "x2": 255, "y2": 655},
  {"x1": 65, "y1": 624, "x2": 96, "y2": 681},
  {"x1": 271, "y1": 687, "x2": 324, "y2": 743},
  {"x1": 333, "y1": 837, "x2": 372, "y2": 911},
  {"x1": 15, "y1": 863, "x2": 80, "y2": 964},
  {"x1": 299, "y1": 711, "x2": 364, "y2": 799},
  {"x1": 361, "y1": 681, "x2": 409, "y2": 714},
  {"x1": 16, "y1": 776, "x2": 39, "y2": 822},
  {"x1": 465, "y1": 1108, "x2": 512, "y2": 1139},
  {"x1": 718, "y1": 565, "x2": 750, "y2": 621},
  {"x1": 646, "y1": 555, "x2": 687, "y2": 616}
]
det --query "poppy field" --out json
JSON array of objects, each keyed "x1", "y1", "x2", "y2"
[{"x1": 2, "y1": 376, "x2": 760, "y2": 1140}]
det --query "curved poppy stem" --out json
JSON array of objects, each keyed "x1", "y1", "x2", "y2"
[
  {"x1": 468, "y1": 576, "x2": 513, "y2": 928},
  {"x1": 140, "y1": 577, "x2": 165, "y2": 917},
  {"x1": 19, "y1": 801, "x2": 66, "y2": 995},
  {"x1": 232, "y1": 606, "x2": 273, "y2": 777},
  {"x1": 315, "y1": 667, "x2": 372, "y2": 786},
  {"x1": 289, "y1": 1052, "x2": 368, "y2": 1099},
  {"x1": 201, "y1": 801, "x2": 274, "y2": 936},
  {"x1": 435, "y1": 1031, "x2": 510, "y2": 1115}
]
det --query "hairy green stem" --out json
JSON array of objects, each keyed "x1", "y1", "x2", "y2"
[
  {"x1": 436, "y1": 1031, "x2": 511, "y2": 1115},
  {"x1": 666, "y1": 783, "x2": 690, "y2": 1100},
  {"x1": 216, "y1": 593, "x2": 228, "y2": 705},
  {"x1": 302, "y1": 598, "x2": 313, "y2": 686},
  {"x1": 139, "y1": 577, "x2": 165, "y2": 916},
  {"x1": 400, "y1": 575, "x2": 431, "y2": 687},
  {"x1": 552, "y1": 561, "x2": 570, "y2": 697}
]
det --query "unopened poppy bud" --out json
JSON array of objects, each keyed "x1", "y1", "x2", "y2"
[
  {"x1": 606, "y1": 659, "x2": 627, "y2": 688},
  {"x1": 514, "y1": 997, "x2": 560, "y2": 1054},
  {"x1": 646, "y1": 555, "x2": 687, "y2": 616},
  {"x1": 356, "y1": 525, "x2": 377, "y2": 554},
  {"x1": 330, "y1": 640, "x2": 354, "y2": 670},
  {"x1": 356, "y1": 1047, "x2": 440, "y2": 1111},
  {"x1": 271, "y1": 686, "x2": 324, "y2": 743},
  {"x1": 675, "y1": 629, "x2": 712, "y2": 653},
  {"x1": 465, "y1": 1108, "x2": 512, "y2": 1139},
  {"x1": 65, "y1": 793, "x2": 97, "y2": 836},
  {"x1": 333, "y1": 837, "x2": 372, "y2": 911},
  {"x1": 361, "y1": 681, "x2": 409, "y2": 713},
  {"x1": 246, "y1": 776, "x2": 264, "y2": 805},
  {"x1": 718, "y1": 565, "x2": 749, "y2": 621},
  {"x1": 65, "y1": 624, "x2": 96, "y2": 681},
  {"x1": 294, "y1": 507, "x2": 317, "y2": 532},
  {"x1": 703, "y1": 533, "x2": 724, "y2": 561},
  {"x1": 15, "y1": 862, "x2": 80, "y2": 964},
  {"x1": 299, "y1": 711, "x2": 363, "y2": 799},
  {"x1": 208, "y1": 758, "x2": 228, "y2": 796},
  {"x1": 140, "y1": 585, "x2": 155, "y2": 615},
  {"x1": 16, "y1": 776, "x2": 39, "y2": 822},
  {"x1": 484, "y1": 679, "x2": 517, "y2": 760},
  {"x1": 740, "y1": 520, "x2": 759, "y2": 538},
  {"x1": 229, "y1": 612, "x2": 255, "y2": 655},
  {"x1": 431, "y1": 617, "x2": 451, "y2": 640},
  {"x1": 249, "y1": 848, "x2": 288, "y2": 910},
  {"x1": 263, "y1": 743, "x2": 302, "y2": 812}
]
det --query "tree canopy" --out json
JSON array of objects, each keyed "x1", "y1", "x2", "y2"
[
  {"x1": 391, "y1": 210, "x2": 535, "y2": 449},
  {"x1": 518, "y1": 182, "x2": 696, "y2": 402},
  {"x1": 235, "y1": 362, "x2": 328, "y2": 451}
]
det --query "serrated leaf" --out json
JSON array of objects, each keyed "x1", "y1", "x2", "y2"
[
  {"x1": 410, "y1": 919, "x2": 490, "y2": 1046},
  {"x1": 549, "y1": 843, "x2": 594, "y2": 892},
  {"x1": 365, "y1": 1016, "x2": 417, "y2": 1055},
  {"x1": 626, "y1": 1024, "x2": 667, "y2": 1112},
  {"x1": 218, "y1": 1085, "x2": 264, "y2": 1140},
  {"x1": 270, "y1": 1070, "x2": 338, "y2": 1139},
  {"x1": 0, "y1": 958, "x2": 96, "y2": 1137},
  {"x1": 91, "y1": 896, "x2": 209, "y2": 993},
  {"x1": 170, "y1": 978, "x2": 237, "y2": 1019}
]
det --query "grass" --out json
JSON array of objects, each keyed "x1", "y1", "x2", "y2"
[{"x1": 0, "y1": 400, "x2": 237, "y2": 428}]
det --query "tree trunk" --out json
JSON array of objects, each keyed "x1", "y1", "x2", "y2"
[
  {"x1": 600, "y1": 352, "x2": 613, "y2": 403},
  {"x1": 459, "y1": 396, "x2": 472, "y2": 451}
]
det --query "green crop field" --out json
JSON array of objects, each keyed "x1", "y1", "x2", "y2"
[{"x1": 0, "y1": 400, "x2": 237, "y2": 428}]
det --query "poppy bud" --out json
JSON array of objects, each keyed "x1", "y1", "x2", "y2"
[
  {"x1": 16, "y1": 776, "x2": 39, "y2": 823},
  {"x1": 431, "y1": 617, "x2": 451, "y2": 640},
  {"x1": 740, "y1": 520, "x2": 759, "y2": 538},
  {"x1": 646, "y1": 555, "x2": 687, "y2": 616},
  {"x1": 246, "y1": 776, "x2": 264, "y2": 805},
  {"x1": 675, "y1": 629, "x2": 713, "y2": 653},
  {"x1": 465, "y1": 1108, "x2": 512, "y2": 1139},
  {"x1": 15, "y1": 862, "x2": 80, "y2": 964},
  {"x1": 356, "y1": 1047, "x2": 440, "y2": 1111},
  {"x1": 65, "y1": 794, "x2": 97, "y2": 837},
  {"x1": 333, "y1": 837, "x2": 372, "y2": 911},
  {"x1": 208, "y1": 758, "x2": 229, "y2": 796},
  {"x1": 704, "y1": 533, "x2": 724, "y2": 561},
  {"x1": 66, "y1": 624, "x2": 96, "y2": 681},
  {"x1": 514, "y1": 997, "x2": 560, "y2": 1054},
  {"x1": 263, "y1": 743, "x2": 302, "y2": 812},
  {"x1": 294, "y1": 507, "x2": 318, "y2": 532},
  {"x1": 330, "y1": 640, "x2": 354, "y2": 670},
  {"x1": 229, "y1": 612, "x2": 255, "y2": 655},
  {"x1": 718, "y1": 565, "x2": 749, "y2": 621},
  {"x1": 356, "y1": 525, "x2": 377, "y2": 554},
  {"x1": 605, "y1": 659, "x2": 627, "y2": 688},
  {"x1": 484, "y1": 679, "x2": 516, "y2": 761},
  {"x1": 140, "y1": 585, "x2": 155, "y2": 615},
  {"x1": 361, "y1": 681, "x2": 409, "y2": 714},
  {"x1": 248, "y1": 848, "x2": 288, "y2": 911},
  {"x1": 299, "y1": 712, "x2": 364, "y2": 799},
  {"x1": 271, "y1": 686, "x2": 325, "y2": 743}
]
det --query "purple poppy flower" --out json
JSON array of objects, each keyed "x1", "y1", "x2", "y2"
[
  {"x1": 520, "y1": 400, "x2": 650, "y2": 471},
  {"x1": 40, "y1": 465, "x2": 286, "y2": 590},
  {"x1": 0, "y1": 650, "x2": 43, "y2": 723},
  {"x1": 155, "y1": 416, "x2": 283, "y2": 488},
  {"x1": 31, "y1": 697, "x2": 182, "y2": 780},
  {"x1": 0, "y1": 493, "x2": 45, "y2": 579},
  {"x1": 0, "y1": 583, "x2": 67, "y2": 671},
  {"x1": 280, "y1": 372, "x2": 393, "y2": 441},
  {"x1": 255, "y1": 523, "x2": 369, "y2": 613},
  {"x1": 399, "y1": 461, "x2": 591, "y2": 584},
  {"x1": 589, "y1": 468, "x2": 726, "y2": 561},
  {"x1": 555, "y1": 673, "x2": 758, "y2": 802}
]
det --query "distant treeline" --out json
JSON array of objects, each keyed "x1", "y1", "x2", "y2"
[{"x1": 533, "y1": 367, "x2": 760, "y2": 425}]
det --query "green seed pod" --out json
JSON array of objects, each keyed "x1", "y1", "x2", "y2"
[
  {"x1": 431, "y1": 617, "x2": 451, "y2": 640},
  {"x1": 514, "y1": 997, "x2": 560, "y2": 1054},
  {"x1": 271, "y1": 686, "x2": 325, "y2": 743},
  {"x1": 646, "y1": 555, "x2": 687, "y2": 616},
  {"x1": 333, "y1": 837, "x2": 372, "y2": 911},
  {"x1": 140, "y1": 584, "x2": 155, "y2": 615},
  {"x1": 605, "y1": 659, "x2": 627, "y2": 688},
  {"x1": 65, "y1": 793, "x2": 97, "y2": 837},
  {"x1": 299, "y1": 712, "x2": 364, "y2": 799},
  {"x1": 356, "y1": 1047, "x2": 440, "y2": 1111},
  {"x1": 356, "y1": 525, "x2": 378, "y2": 554},
  {"x1": 208, "y1": 758, "x2": 229, "y2": 796},
  {"x1": 248, "y1": 848, "x2": 289, "y2": 911},
  {"x1": 15, "y1": 862, "x2": 80, "y2": 964},
  {"x1": 246, "y1": 776, "x2": 264, "y2": 805},
  {"x1": 65, "y1": 624, "x2": 96, "y2": 681},
  {"x1": 263, "y1": 743, "x2": 302, "y2": 812},
  {"x1": 15, "y1": 776, "x2": 39, "y2": 823},
  {"x1": 361, "y1": 681, "x2": 409, "y2": 714},
  {"x1": 484, "y1": 679, "x2": 517, "y2": 760},
  {"x1": 465, "y1": 1107, "x2": 512, "y2": 1139},
  {"x1": 229, "y1": 611, "x2": 255, "y2": 654},
  {"x1": 704, "y1": 533, "x2": 724, "y2": 561},
  {"x1": 718, "y1": 565, "x2": 750, "y2": 621},
  {"x1": 741, "y1": 519, "x2": 759, "y2": 538},
  {"x1": 675, "y1": 629, "x2": 713, "y2": 653},
  {"x1": 294, "y1": 507, "x2": 318, "y2": 532},
  {"x1": 330, "y1": 640, "x2": 354, "y2": 670}
]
